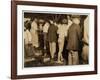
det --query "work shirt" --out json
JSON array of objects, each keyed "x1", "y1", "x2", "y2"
[
  {"x1": 57, "y1": 20, "x2": 72, "y2": 38},
  {"x1": 24, "y1": 30, "x2": 32, "y2": 45},
  {"x1": 43, "y1": 22, "x2": 50, "y2": 33}
]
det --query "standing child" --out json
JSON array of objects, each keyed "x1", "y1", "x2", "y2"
[
  {"x1": 57, "y1": 18, "x2": 72, "y2": 63},
  {"x1": 48, "y1": 20, "x2": 58, "y2": 62},
  {"x1": 30, "y1": 18, "x2": 39, "y2": 49},
  {"x1": 24, "y1": 21, "x2": 33, "y2": 57},
  {"x1": 43, "y1": 21, "x2": 50, "y2": 57}
]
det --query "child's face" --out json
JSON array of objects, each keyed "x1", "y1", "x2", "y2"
[
  {"x1": 34, "y1": 18, "x2": 37, "y2": 22},
  {"x1": 54, "y1": 22, "x2": 57, "y2": 26},
  {"x1": 50, "y1": 20, "x2": 53, "y2": 24},
  {"x1": 72, "y1": 18, "x2": 80, "y2": 24}
]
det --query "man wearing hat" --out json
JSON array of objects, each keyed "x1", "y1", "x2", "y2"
[{"x1": 67, "y1": 15, "x2": 82, "y2": 65}]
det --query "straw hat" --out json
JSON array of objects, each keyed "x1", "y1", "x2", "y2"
[{"x1": 71, "y1": 15, "x2": 80, "y2": 19}]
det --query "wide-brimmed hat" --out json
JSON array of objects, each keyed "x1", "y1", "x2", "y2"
[{"x1": 71, "y1": 15, "x2": 80, "y2": 19}]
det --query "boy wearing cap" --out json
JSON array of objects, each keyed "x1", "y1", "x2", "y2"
[
  {"x1": 67, "y1": 15, "x2": 82, "y2": 65},
  {"x1": 48, "y1": 20, "x2": 58, "y2": 63}
]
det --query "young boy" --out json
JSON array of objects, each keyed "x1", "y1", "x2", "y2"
[
  {"x1": 30, "y1": 18, "x2": 39, "y2": 49},
  {"x1": 43, "y1": 21, "x2": 50, "y2": 57},
  {"x1": 57, "y1": 18, "x2": 72, "y2": 63},
  {"x1": 48, "y1": 20, "x2": 58, "y2": 62},
  {"x1": 24, "y1": 21, "x2": 32, "y2": 57}
]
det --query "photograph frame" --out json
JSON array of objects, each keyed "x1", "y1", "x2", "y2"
[{"x1": 11, "y1": 1, "x2": 97, "y2": 79}]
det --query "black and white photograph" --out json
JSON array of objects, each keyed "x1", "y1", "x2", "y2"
[
  {"x1": 24, "y1": 12, "x2": 89, "y2": 67},
  {"x1": 11, "y1": 1, "x2": 97, "y2": 79}
]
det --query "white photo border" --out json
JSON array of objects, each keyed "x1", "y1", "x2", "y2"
[{"x1": 17, "y1": 5, "x2": 95, "y2": 75}]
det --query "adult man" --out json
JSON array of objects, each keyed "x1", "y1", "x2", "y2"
[{"x1": 67, "y1": 15, "x2": 81, "y2": 65}]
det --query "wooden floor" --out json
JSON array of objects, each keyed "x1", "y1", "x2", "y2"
[
  {"x1": 24, "y1": 56, "x2": 66, "y2": 67},
  {"x1": 24, "y1": 46, "x2": 84, "y2": 67}
]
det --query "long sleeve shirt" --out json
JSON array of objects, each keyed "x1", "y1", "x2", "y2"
[
  {"x1": 57, "y1": 20, "x2": 72, "y2": 38},
  {"x1": 24, "y1": 30, "x2": 32, "y2": 45}
]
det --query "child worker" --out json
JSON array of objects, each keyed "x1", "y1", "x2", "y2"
[
  {"x1": 24, "y1": 21, "x2": 33, "y2": 58},
  {"x1": 43, "y1": 20, "x2": 50, "y2": 57},
  {"x1": 57, "y1": 16, "x2": 72, "y2": 64},
  {"x1": 30, "y1": 18, "x2": 39, "y2": 49},
  {"x1": 48, "y1": 20, "x2": 58, "y2": 63}
]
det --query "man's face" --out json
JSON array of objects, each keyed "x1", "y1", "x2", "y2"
[
  {"x1": 72, "y1": 18, "x2": 80, "y2": 24},
  {"x1": 34, "y1": 18, "x2": 37, "y2": 22}
]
